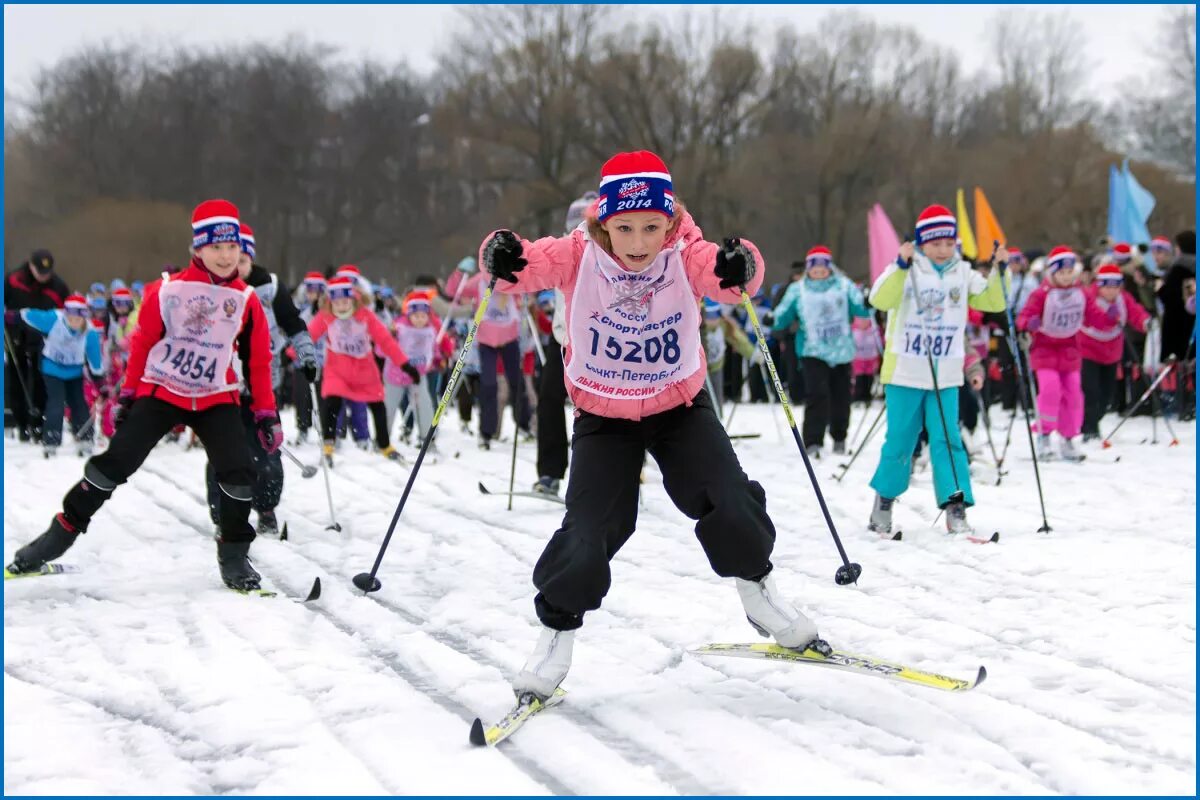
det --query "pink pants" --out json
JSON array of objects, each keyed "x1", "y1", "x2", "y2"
[{"x1": 1035, "y1": 368, "x2": 1083, "y2": 439}]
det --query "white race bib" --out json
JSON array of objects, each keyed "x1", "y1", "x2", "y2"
[{"x1": 144, "y1": 279, "x2": 250, "y2": 397}]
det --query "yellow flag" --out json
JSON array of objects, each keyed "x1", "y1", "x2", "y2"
[
  {"x1": 956, "y1": 188, "x2": 978, "y2": 260},
  {"x1": 974, "y1": 187, "x2": 1007, "y2": 259}
]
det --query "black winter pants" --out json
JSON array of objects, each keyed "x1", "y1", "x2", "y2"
[
  {"x1": 42, "y1": 375, "x2": 89, "y2": 447},
  {"x1": 205, "y1": 397, "x2": 284, "y2": 521},
  {"x1": 7, "y1": 345, "x2": 46, "y2": 434},
  {"x1": 1082, "y1": 359, "x2": 1118, "y2": 436},
  {"x1": 536, "y1": 338, "x2": 569, "y2": 481},
  {"x1": 800, "y1": 357, "x2": 851, "y2": 447},
  {"x1": 479, "y1": 341, "x2": 531, "y2": 441},
  {"x1": 532, "y1": 389, "x2": 776, "y2": 631},
  {"x1": 60, "y1": 397, "x2": 256, "y2": 542},
  {"x1": 321, "y1": 395, "x2": 390, "y2": 450}
]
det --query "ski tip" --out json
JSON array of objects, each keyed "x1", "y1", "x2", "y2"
[
  {"x1": 477, "y1": 481, "x2": 490, "y2": 495},
  {"x1": 892, "y1": 531, "x2": 903, "y2": 541},
  {"x1": 280, "y1": 523, "x2": 289, "y2": 542},
  {"x1": 974, "y1": 665, "x2": 988, "y2": 688},
  {"x1": 468, "y1": 717, "x2": 487, "y2": 747},
  {"x1": 304, "y1": 576, "x2": 322, "y2": 602}
]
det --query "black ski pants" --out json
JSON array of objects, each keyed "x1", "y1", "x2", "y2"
[
  {"x1": 205, "y1": 396, "x2": 284, "y2": 522},
  {"x1": 42, "y1": 375, "x2": 90, "y2": 447},
  {"x1": 293, "y1": 371, "x2": 320, "y2": 434},
  {"x1": 59, "y1": 396, "x2": 256, "y2": 542},
  {"x1": 532, "y1": 389, "x2": 775, "y2": 631},
  {"x1": 800, "y1": 357, "x2": 851, "y2": 448},
  {"x1": 321, "y1": 395, "x2": 390, "y2": 450},
  {"x1": 536, "y1": 338, "x2": 569, "y2": 481},
  {"x1": 1082, "y1": 359, "x2": 1118, "y2": 436},
  {"x1": 6, "y1": 344, "x2": 46, "y2": 435},
  {"x1": 478, "y1": 341, "x2": 532, "y2": 441}
]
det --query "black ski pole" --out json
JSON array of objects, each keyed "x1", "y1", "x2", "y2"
[
  {"x1": 995, "y1": 243, "x2": 1052, "y2": 532},
  {"x1": 834, "y1": 400, "x2": 886, "y2": 482},
  {"x1": 1102, "y1": 356, "x2": 1178, "y2": 448},
  {"x1": 847, "y1": 390, "x2": 872, "y2": 451},
  {"x1": 312, "y1": 381, "x2": 342, "y2": 532},
  {"x1": 904, "y1": 262, "x2": 965, "y2": 506},
  {"x1": 354, "y1": 276, "x2": 500, "y2": 593},
  {"x1": 737, "y1": 270, "x2": 862, "y2": 586},
  {"x1": 3, "y1": 327, "x2": 37, "y2": 417},
  {"x1": 506, "y1": 359, "x2": 522, "y2": 512},
  {"x1": 969, "y1": 384, "x2": 1002, "y2": 468}
]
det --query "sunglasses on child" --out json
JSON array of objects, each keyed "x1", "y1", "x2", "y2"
[
  {"x1": 1053, "y1": 256, "x2": 1078, "y2": 270},
  {"x1": 65, "y1": 308, "x2": 88, "y2": 318},
  {"x1": 806, "y1": 257, "x2": 833, "y2": 269}
]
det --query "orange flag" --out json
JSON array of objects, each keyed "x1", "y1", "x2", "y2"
[{"x1": 973, "y1": 187, "x2": 1006, "y2": 259}]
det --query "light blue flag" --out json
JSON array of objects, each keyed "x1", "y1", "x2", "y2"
[
  {"x1": 1108, "y1": 164, "x2": 1123, "y2": 241},
  {"x1": 1120, "y1": 159, "x2": 1155, "y2": 245}
]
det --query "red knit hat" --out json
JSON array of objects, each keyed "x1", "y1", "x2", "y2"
[
  {"x1": 596, "y1": 150, "x2": 675, "y2": 222},
  {"x1": 64, "y1": 294, "x2": 88, "y2": 313},
  {"x1": 111, "y1": 287, "x2": 133, "y2": 304},
  {"x1": 1046, "y1": 245, "x2": 1079, "y2": 273},
  {"x1": 191, "y1": 199, "x2": 240, "y2": 249},
  {"x1": 805, "y1": 245, "x2": 833, "y2": 267},
  {"x1": 1111, "y1": 242, "x2": 1132, "y2": 264},
  {"x1": 403, "y1": 291, "x2": 433, "y2": 316},
  {"x1": 1007, "y1": 246, "x2": 1026, "y2": 263},
  {"x1": 240, "y1": 223, "x2": 256, "y2": 259},
  {"x1": 328, "y1": 276, "x2": 356, "y2": 300},
  {"x1": 303, "y1": 271, "x2": 327, "y2": 288},
  {"x1": 1095, "y1": 263, "x2": 1124, "y2": 286},
  {"x1": 1151, "y1": 236, "x2": 1172, "y2": 252},
  {"x1": 914, "y1": 205, "x2": 957, "y2": 245}
]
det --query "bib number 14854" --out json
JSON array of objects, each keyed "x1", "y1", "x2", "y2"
[{"x1": 159, "y1": 343, "x2": 219, "y2": 383}]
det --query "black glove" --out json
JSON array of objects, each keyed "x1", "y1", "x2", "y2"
[
  {"x1": 113, "y1": 391, "x2": 135, "y2": 428},
  {"x1": 401, "y1": 362, "x2": 421, "y2": 383},
  {"x1": 301, "y1": 357, "x2": 319, "y2": 384},
  {"x1": 761, "y1": 311, "x2": 775, "y2": 327},
  {"x1": 715, "y1": 238, "x2": 756, "y2": 290},
  {"x1": 483, "y1": 231, "x2": 527, "y2": 283}
]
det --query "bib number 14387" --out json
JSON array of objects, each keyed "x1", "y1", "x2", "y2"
[
  {"x1": 904, "y1": 332, "x2": 954, "y2": 358},
  {"x1": 159, "y1": 342, "x2": 219, "y2": 384}
]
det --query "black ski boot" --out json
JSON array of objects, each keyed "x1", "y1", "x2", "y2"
[
  {"x1": 216, "y1": 539, "x2": 262, "y2": 591},
  {"x1": 256, "y1": 510, "x2": 279, "y2": 537},
  {"x1": 8, "y1": 514, "x2": 80, "y2": 573}
]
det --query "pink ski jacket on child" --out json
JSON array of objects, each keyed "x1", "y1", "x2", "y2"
[
  {"x1": 477, "y1": 209, "x2": 763, "y2": 421},
  {"x1": 308, "y1": 307, "x2": 408, "y2": 403},
  {"x1": 1017, "y1": 278, "x2": 1108, "y2": 373},
  {"x1": 1078, "y1": 285, "x2": 1150, "y2": 365}
]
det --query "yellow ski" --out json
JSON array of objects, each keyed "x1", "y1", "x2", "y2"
[
  {"x1": 469, "y1": 688, "x2": 567, "y2": 747},
  {"x1": 692, "y1": 643, "x2": 985, "y2": 692},
  {"x1": 4, "y1": 563, "x2": 80, "y2": 580}
]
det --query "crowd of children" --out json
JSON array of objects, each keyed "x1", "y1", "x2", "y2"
[{"x1": 3, "y1": 155, "x2": 1195, "y2": 704}]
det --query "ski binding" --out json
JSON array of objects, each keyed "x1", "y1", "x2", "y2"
[{"x1": 469, "y1": 688, "x2": 567, "y2": 747}]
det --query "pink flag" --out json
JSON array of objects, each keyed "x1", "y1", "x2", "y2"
[{"x1": 868, "y1": 203, "x2": 901, "y2": 283}]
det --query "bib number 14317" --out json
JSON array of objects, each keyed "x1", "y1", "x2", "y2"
[
  {"x1": 159, "y1": 342, "x2": 219, "y2": 384},
  {"x1": 904, "y1": 332, "x2": 954, "y2": 358}
]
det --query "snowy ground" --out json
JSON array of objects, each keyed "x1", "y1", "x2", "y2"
[{"x1": 4, "y1": 402, "x2": 1196, "y2": 795}]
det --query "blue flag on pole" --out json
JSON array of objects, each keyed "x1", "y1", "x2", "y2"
[{"x1": 1108, "y1": 159, "x2": 1156, "y2": 245}]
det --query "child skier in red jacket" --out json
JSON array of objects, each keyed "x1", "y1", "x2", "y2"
[{"x1": 6, "y1": 200, "x2": 280, "y2": 590}]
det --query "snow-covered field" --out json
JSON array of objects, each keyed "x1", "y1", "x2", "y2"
[{"x1": 4, "y1": 403, "x2": 1196, "y2": 794}]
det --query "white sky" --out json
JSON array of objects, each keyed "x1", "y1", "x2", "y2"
[{"x1": 2, "y1": 4, "x2": 1180, "y2": 108}]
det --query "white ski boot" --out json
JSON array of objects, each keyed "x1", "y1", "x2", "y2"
[
  {"x1": 736, "y1": 574, "x2": 819, "y2": 649},
  {"x1": 945, "y1": 501, "x2": 973, "y2": 535},
  {"x1": 1059, "y1": 437, "x2": 1086, "y2": 463},
  {"x1": 513, "y1": 626, "x2": 574, "y2": 700},
  {"x1": 868, "y1": 493, "x2": 895, "y2": 535},
  {"x1": 1036, "y1": 433, "x2": 1055, "y2": 461}
]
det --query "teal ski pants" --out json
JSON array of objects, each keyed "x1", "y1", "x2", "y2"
[{"x1": 870, "y1": 384, "x2": 974, "y2": 508}]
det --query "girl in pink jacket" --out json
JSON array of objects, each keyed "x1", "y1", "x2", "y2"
[
  {"x1": 1017, "y1": 246, "x2": 1107, "y2": 461},
  {"x1": 444, "y1": 266, "x2": 532, "y2": 449},
  {"x1": 1079, "y1": 263, "x2": 1151, "y2": 440},
  {"x1": 307, "y1": 276, "x2": 417, "y2": 464},
  {"x1": 476, "y1": 150, "x2": 822, "y2": 702}
]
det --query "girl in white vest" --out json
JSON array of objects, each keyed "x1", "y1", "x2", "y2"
[
  {"x1": 19, "y1": 294, "x2": 105, "y2": 456},
  {"x1": 382, "y1": 292, "x2": 454, "y2": 444},
  {"x1": 477, "y1": 150, "x2": 823, "y2": 702},
  {"x1": 865, "y1": 205, "x2": 1008, "y2": 537}
]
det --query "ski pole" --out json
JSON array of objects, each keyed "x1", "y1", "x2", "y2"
[
  {"x1": 354, "y1": 276, "x2": 499, "y2": 593},
  {"x1": 3, "y1": 327, "x2": 37, "y2": 416},
  {"x1": 522, "y1": 304, "x2": 546, "y2": 367},
  {"x1": 1154, "y1": 385, "x2": 1181, "y2": 446},
  {"x1": 704, "y1": 370, "x2": 724, "y2": 422},
  {"x1": 280, "y1": 445, "x2": 318, "y2": 478},
  {"x1": 1102, "y1": 356, "x2": 1178, "y2": 447},
  {"x1": 757, "y1": 360, "x2": 784, "y2": 442},
  {"x1": 506, "y1": 362, "x2": 522, "y2": 512},
  {"x1": 969, "y1": 384, "x2": 1003, "y2": 471},
  {"x1": 833, "y1": 400, "x2": 886, "y2": 482},
  {"x1": 994, "y1": 404, "x2": 1018, "y2": 485},
  {"x1": 737, "y1": 275, "x2": 862, "y2": 586},
  {"x1": 995, "y1": 243, "x2": 1052, "y2": 532},
  {"x1": 904, "y1": 264, "x2": 965, "y2": 506},
  {"x1": 311, "y1": 381, "x2": 342, "y2": 532},
  {"x1": 847, "y1": 391, "x2": 871, "y2": 450}
]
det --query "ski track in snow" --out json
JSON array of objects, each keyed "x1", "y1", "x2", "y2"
[{"x1": 4, "y1": 405, "x2": 1196, "y2": 794}]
